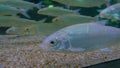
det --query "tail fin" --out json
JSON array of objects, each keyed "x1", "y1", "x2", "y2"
[
  {"x1": 65, "y1": 5, "x2": 80, "y2": 13},
  {"x1": 38, "y1": 18, "x2": 47, "y2": 23},
  {"x1": 36, "y1": 2, "x2": 45, "y2": 9},
  {"x1": 19, "y1": 8, "x2": 30, "y2": 18},
  {"x1": 74, "y1": 9, "x2": 80, "y2": 13}
]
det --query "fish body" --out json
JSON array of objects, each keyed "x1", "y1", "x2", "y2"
[
  {"x1": 52, "y1": 14, "x2": 97, "y2": 24},
  {"x1": 40, "y1": 22, "x2": 120, "y2": 52},
  {"x1": 0, "y1": 5, "x2": 29, "y2": 17},
  {"x1": 6, "y1": 23, "x2": 60, "y2": 36},
  {"x1": 0, "y1": 0, "x2": 40, "y2": 9},
  {"x1": 37, "y1": 7, "x2": 78, "y2": 17},
  {"x1": 100, "y1": 3, "x2": 120, "y2": 20},
  {"x1": 53, "y1": 0, "x2": 108, "y2": 7},
  {"x1": 0, "y1": 16, "x2": 39, "y2": 27}
]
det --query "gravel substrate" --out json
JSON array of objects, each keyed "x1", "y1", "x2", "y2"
[{"x1": 0, "y1": 35, "x2": 120, "y2": 68}]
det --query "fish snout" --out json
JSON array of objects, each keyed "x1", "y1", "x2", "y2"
[{"x1": 39, "y1": 42, "x2": 51, "y2": 51}]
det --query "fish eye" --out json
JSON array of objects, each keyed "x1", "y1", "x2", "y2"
[
  {"x1": 50, "y1": 41, "x2": 55, "y2": 44},
  {"x1": 49, "y1": 39, "x2": 58, "y2": 46},
  {"x1": 24, "y1": 28, "x2": 30, "y2": 32},
  {"x1": 55, "y1": 19, "x2": 58, "y2": 21},
  {"x1": 25, "y1": 28, "x2": 29, "y2": 31},
  {"x1": 53, "y1": 18, "x2": 58, "y2": 22}
]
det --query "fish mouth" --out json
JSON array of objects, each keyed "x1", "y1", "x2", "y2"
[
  {"x1": 39, "y1": 41, "x2": 55, "y2": 51},
  {"x1": 39, "y1": 42, "x2": 49, "y2": 51}
]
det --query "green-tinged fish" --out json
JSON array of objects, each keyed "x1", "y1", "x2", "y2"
[
  {"x1": 39, "y1": 22, "x2": 120, "y2": 52},
  {"x1": 52, "y1": 14, "x2": 97, "y2": 24},
  {"x1": 0, "y1": 4, "x2": 30, "y2": 18},
  {"x1": 0, "y1": 16, "x2": 43, "y2": 27},
  {"x1": 52, "y1": 0, "x2": 109, "y2": 7},
  {"x1": 99, "y1": 3, "x2": 120, "y2": 20},
  {"x1": 37, "y1": 7, "x2": 78, "y2": 17},
  {"x1": 6, "y1": 23, "x2": 63, "y2": 36},
  {"x1": 0, "y1": 0, "x2": 41, "y2": 9}
]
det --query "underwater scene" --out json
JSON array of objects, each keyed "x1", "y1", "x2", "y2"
[{"x1": 0, "y1": 0, "x2": 120, "y2": 68}]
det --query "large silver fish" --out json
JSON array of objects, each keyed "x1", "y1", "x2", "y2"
[
  {"x1": 40, "y1": 22, "x2": 120, "y2": 52},
  {"x1": 100, "y1": 3, "x2": 120, "y2": 20}
]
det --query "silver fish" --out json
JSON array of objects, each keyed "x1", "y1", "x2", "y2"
[
  {"x1": 37, "y1": 7, "x2": 78, "y2": 17},
  {"x1": 52, "y1": 14, "x2": 97, "y2": 24},
  {"x1": 53, "y1": 0, "x2": 109, "y2": 7},
  {"x1": 0, "y1": 5, "x2": 30, "y2": 18},
  {"x1": 40, "y1": 22, "x2": 120, "y2": 52},
  {"x1": 0, "y1": 16, "x2": 39, "y2": 27},
  {"x1": 5, "y1": 23, "x2": 60, "y2": 36},
  {"x1": 0, "y1": 0, "x2": 42, "y2": 9},
  {"x1": 100, "y1": 3, "x2": 120, "y2": 20}
]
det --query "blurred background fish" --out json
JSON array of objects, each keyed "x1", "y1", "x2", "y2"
[
  {"x1": 0, "y1": 4, "x2": 30, "y2": 18},
  {"x1": 52, "y1": 0, "x2": 109, "y2": 7},
  {"x1": 52, "y1": 14, "x2": 97, "y2": 24},
  {"x1": 0, "y1": 0, "x2": 43, "y2": 9},
  {"x1": 6, "y1": 23, "x2": 60, "y2": 36},
  {"x1": 37, "y1": 7, "x2": 79, "y2": 17},
  {"x1": 0, "y1": 16, "x2": 43, "y2": 27},
  {"x1": 100, "y1": 3, "x2": 120, "y2": 21}
]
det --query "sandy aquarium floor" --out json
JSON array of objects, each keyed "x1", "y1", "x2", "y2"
[{"x1": 0, "y1": 35, "x2": 120, "y2": 68}]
